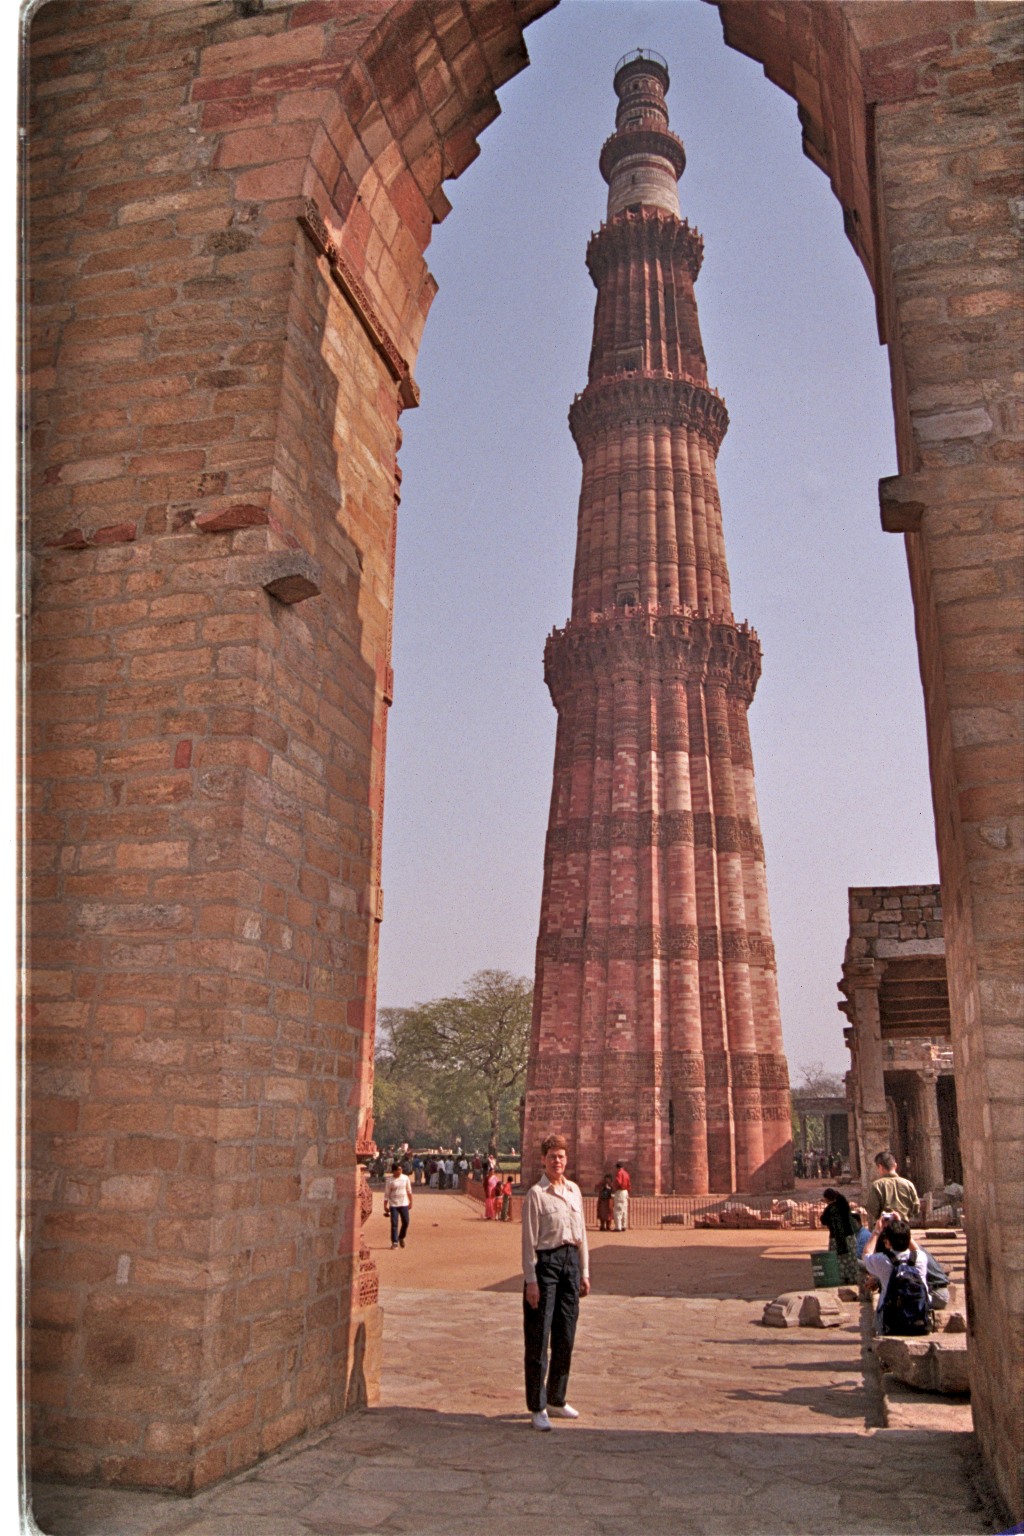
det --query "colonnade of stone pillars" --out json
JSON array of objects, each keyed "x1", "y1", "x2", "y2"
[{"x1": 848, "y1": 1008, "x2": 951, "y2": 1195}]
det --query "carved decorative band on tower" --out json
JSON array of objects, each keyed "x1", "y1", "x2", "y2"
[{"x1": 523, "y1": 51, "x2": 793, "y2": 1195}]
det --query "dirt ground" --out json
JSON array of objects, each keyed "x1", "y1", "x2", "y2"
[
  {"x1": 32, "y1": 1191, "x2": 998, "y2": 1536},
  {"x1": 371, "y1": 1188, "x2": 820, "y2": 1299}
]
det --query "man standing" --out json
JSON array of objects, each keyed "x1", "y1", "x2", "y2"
[
  {"x1": 612, "y1": 1161, "x2": 631, "y2": 1232},
  {"x1": 865, "y1": 1150, "x2": 921, "y2": 1225},
  {"x1": 521, "y1": 1135, "x2": 589, "y2": 1431}
]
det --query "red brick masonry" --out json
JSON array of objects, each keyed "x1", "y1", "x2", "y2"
[{"x1": 523, "y1": 53, "x2": 792, "y2": 1199}]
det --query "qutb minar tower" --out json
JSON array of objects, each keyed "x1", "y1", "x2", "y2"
[{"x1": 523, "y1": 51, "x2": 792, "y2": 1195}]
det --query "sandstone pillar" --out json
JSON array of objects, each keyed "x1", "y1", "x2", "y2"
[
  {"x1": 523, "y1": 51, "x2": 791, "y2": 1195},
  {"x1": 916, "y1": 1070, "x2": 946, "y2": 1198},
  {"x1": 847, "y1": 963, "x2": 890, "y2": 1184}
]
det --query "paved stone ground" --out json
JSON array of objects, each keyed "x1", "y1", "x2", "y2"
[{"x1": 30, "y1": 1193, "x2": 998, "y2": 1536}]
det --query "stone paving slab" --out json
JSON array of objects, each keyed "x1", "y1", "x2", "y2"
[{"x1": 32, "y1": 1287, "x2": 996, "y2": 1536}]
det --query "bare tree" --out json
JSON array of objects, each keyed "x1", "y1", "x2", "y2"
[{"x1": 795, "y1": 1060, "x2": 845, "y2": 1097}]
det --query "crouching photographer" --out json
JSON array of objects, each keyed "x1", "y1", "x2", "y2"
[{"x1": 862, "y1": 1213, "x2": 932, "y2": 1335}]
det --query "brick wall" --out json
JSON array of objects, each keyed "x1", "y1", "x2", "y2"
[
  {"x1": 25, "y1": 0, "x2": 554, "y2": 1491},
  {"x1": 872, "y1": 11, "x2": 1023, "y2": 1516},
  {"x1": 24, "y1": 0, "x2": 1021, "y2": 1510},
  {"x1": 714, "y1": 2, "x2": 1023, "y2": 1517}
]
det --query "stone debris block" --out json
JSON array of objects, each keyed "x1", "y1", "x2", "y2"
[
  {"x1": 874, "y1": 1334, "x2": 970, "y2": 1395},
  {"x1": 762, "y1": 1292, "x2": 804, "y2": 1327},
  {"x1": 761, "y1": 1291, "x2": 845, "y2": 1328},
  {"x1": 942, "y1": 1308, "x2": 967, "y2": 1334},
  {"x1": 838, "y1": 1286, "x2": 860, "y2": 1302},
  {"x1": 798, "y1": 1291, "x2": 844, "y2": 1328},
  {"x1": 697, "y1": 1209, "x2": 784, "y2": 1230}
]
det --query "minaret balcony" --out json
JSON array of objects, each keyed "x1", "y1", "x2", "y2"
[
  {"x1": 585, "y1": 211, "x2": 703, "y2": 283},
  {"x1": 543, "y1": 608, "x2": 762, "y2": 706},
  {"x1": 599, "y1": 124, "x2": 687, "y2": 184},
  {"x1": 568, "y1": 373, "x2": 729, "y2": 451}
]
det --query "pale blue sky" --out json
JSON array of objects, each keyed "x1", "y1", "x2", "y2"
[{"x1": 381, "y1": 0, "x2": 938, "y2": 1082}]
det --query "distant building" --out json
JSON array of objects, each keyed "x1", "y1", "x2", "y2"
[
  {"x1": 791, "y1": 1094, "x2": 850, "y2": 1169},
  {"x1": 838, "y1": 886, "x2": 961, "y2": 1194}
]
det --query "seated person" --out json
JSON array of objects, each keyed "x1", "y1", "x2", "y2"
[
  {"x1": 861, "y1": 1214, "x2": 931, "y2": 1334},
  {"x1": 920, "y1": 1246, "x2": 951, "y2": 1310},
  {"x1": 851, "y1": 1206, "x2": 872, "y2": 1261}
]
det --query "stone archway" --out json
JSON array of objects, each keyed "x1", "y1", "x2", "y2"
[
  {"x1": 712, "y1": 6, "x2": 1023, "y2": 1518},
  {"x1": 24, "y1": 0, "x2": 1021, "y2": 1517},
  {"x1": 24, "y1": 0, "x2": 553, "y2": 1494}
]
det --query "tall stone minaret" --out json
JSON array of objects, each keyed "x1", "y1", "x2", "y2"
[{"x1": 523, "y1": 50, "x2": 792, "y2": 1195}]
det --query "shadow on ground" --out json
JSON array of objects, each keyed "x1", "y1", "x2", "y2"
[
  {"x1": 32, "y1": 1407, "x2": 997, "y2": 1536},
  {"x1": 483, "y1": 1240, "x2": 813, "y2": 1299}
]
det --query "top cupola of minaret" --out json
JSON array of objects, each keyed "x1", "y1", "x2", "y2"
[{"x1": 600, "y1": 49, "x2": 686, "y2": 220}]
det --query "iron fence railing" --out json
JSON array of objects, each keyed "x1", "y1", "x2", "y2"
[{"x1": 374, "y1": 1176, "x2": 962, "y2": 1231}]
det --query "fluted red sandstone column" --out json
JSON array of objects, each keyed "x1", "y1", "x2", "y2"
[{"x1": 524, "y1": 50, "x2": 792, "y2": 1194}]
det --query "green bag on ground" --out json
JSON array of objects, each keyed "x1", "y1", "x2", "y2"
[{"x1": 811, "y1": 1250, "x2": 841, "y2": 1287}]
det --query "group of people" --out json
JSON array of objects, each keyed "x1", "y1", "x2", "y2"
[
  {"x1": 373, "y1": 1144, "x2": 520, "y2": 1191},
  {"x1": 819, "y1": 1150, "x2": 948, "y2": 1335},
  {"x1": 518, "y1": 1138, "x2": 951, "y2": 1436},
  {"x1": 388, "y1": 1132, "x2": 947, "y2": 1433},
  {"x1": 796, "y1": 1148, "x2": 844, "y2": 1179},
  {"x1": 482, "y1": 1167, "x2": 514, "y2": 1221},
  {"x1": 379, "y1": 1144, "x2": 522, "y2": 1244},
  {"x1": 595, "y1": 1163, "x2": 631, "y2": 1231}
]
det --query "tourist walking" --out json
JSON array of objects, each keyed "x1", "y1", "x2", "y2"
[
  {"x1": 384, "y1": 1160, "x2": 412, "y2": 1249},
  {"x1": 499, "y1": 1175, "x2": 513, "y2": 1222},
  {"x1": 865, "y1": 1150, "x2": 921, "y2": 1224},
  {"x1": 522, "y1": 1134, "x2": 590, "y2": 1431},
  {"x1": 820, "y1": 1187, "x2": 859, "y2": 1284},
  {"x1": 612, "y1": 1162, "x2": 631, "y2": 1231},
  {"x1": 484, "y1": 1167, "x2": 501, "y2": 1220}
]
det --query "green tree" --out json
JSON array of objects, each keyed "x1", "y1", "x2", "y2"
[
  {"x1": 371, "y1": 1069, "x2": 432, "y2": 1150},
  {"x1": 376, "y1": 970, "x2": 532, "y2": 1154}
]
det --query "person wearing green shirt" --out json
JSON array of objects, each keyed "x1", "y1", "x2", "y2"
[{"x1": 865, "y1": 1150, "x2": 921, "y2": 1225}]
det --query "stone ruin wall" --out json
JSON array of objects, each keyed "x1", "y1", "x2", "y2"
[
  {"x1": 25, "y1": 0, "x2": 554, "y2": 1491},
  {"x1": 840, "y1": 885, "x2": 955, "y2": 1185},
  {"x1": 23, "y1": 0, "x2": 1023, "y2": 1516},
  {"x1": 845, "y1": 886, "x2": 945, "y2": 958},
  {"x1": 716, "y1": 4, "x2": 1023, "y2": 1514}
]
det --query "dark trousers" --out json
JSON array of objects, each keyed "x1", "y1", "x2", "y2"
[
  {"x1": 389, "y1": 1205, "x2": 409, "y2": 1244},
  {"x1": 523, "y1": 1245, "x2": 579, "y2": 1412}
]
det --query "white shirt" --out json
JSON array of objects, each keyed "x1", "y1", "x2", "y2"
[
  {"x1": 864, "y1": 1244, "x2": 928, "y2": 1315},
  {"x1": 521, "y1": 1174, "x2": 589, "y2": 1285},
  {"x1": 384, "y1": 1173, "x2": 411, "y2": 1208}
]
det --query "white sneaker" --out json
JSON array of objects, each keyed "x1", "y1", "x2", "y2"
[
  {"x1": 548, "y1": 1403, "x2": 579, "y2": 1419},
  {"x1": 530, "y1": 1410, "x2": 552, "y2": 1431}
]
